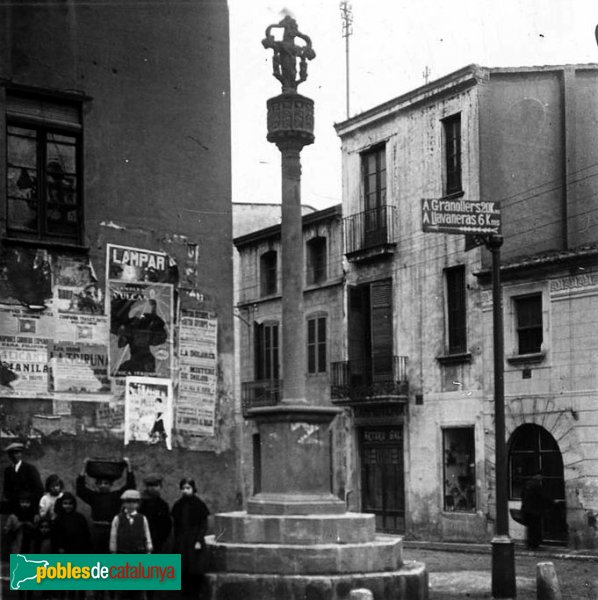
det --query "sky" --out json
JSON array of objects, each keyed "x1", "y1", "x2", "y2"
[{"x1": 229, "y1": 0, "x2": 598, "y2": 211}]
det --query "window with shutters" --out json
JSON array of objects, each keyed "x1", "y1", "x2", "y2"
[
  {"x1": 443, "y1": 113, "x2": 462, "y2": 195},
  {"x1": 307, "y1": 315, "x2": 326, "y2": 374},
  {"x1": 306, "y1": 236, "x2": 327, "y2": 285},
  {"x1": 254, "y1": 321, "x2": 279, "y2": 381},
  {"x1": 370, "y1": 279, "x2": 393, "y2": 381},
  {"x1": 260, "y1": 251, "x2": 277, "y2": 296},
  {"x1": 362, "y1": 145, "x2": 387, "y2": 239},
  {"x1": 445, "y1": 265, "x2": 467, "y2": 354},
  {"x1": 6, "y1": 91, "x2": 83, "y2": 244}
]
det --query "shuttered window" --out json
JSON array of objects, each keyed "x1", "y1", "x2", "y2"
[
  {"x1": 370, "y1": 279, "x2": 393, "y2": 380},
  {"x1": 307, "y1": 315, "x2": 326, "y2": 374},
  {"x1": 254, "y1": 322, "x2": 279, "y2": 381}
]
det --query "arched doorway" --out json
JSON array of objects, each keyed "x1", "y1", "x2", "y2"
[{"x1": 508, "y1": 423, "x2": 567, "y2": 544}]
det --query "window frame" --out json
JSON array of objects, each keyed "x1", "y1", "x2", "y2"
[
  {"x1": 445, "y1": 265, "x2": 467, "y2": 355},
  {"x1": 443, "y1": 113, "x2": 462, "y2": 196},
  {"x1": 360, "y1": 144, "x2": 388, "y2": 217},
  {"x1": 260, "y1": 250, "x2": 278, "y2": 297},
  {"x1": 5, "y1": 92, "x2": 84, "y2": 245},
  {"x1": 306, "y1": 236, "x2": 327, "y2": 286},
  {"x1": 442, "y1": 426, "x2": 476, "y2": 513},
  {"x1": 514, "y1": 293, "x2": 543, "y2": 355},
  {"x1": 306, "y1": 314, "x2": 327, "y2": 374},
  {"x1": 254, "y1": 321, "x2": 279, "y2": 381}
]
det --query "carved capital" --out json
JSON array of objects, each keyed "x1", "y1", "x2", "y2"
[{"x1": 267, "y1": 94, "x2": 315, "y2": 149}]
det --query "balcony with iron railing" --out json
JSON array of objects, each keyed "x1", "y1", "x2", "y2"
[
  {"x1": 330, "y1": 355, "x2": 408, "y2": 404},
  {"x1": 344, "y1": 205, "x2": 396, "y2": 261},
  {"x1": 241, "y1": 379, "x2": 281, "y2": 416}
]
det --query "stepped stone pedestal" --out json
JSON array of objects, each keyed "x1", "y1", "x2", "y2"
[{"x1": 205, "y1": 407, "x2": 428, "y2": 600}]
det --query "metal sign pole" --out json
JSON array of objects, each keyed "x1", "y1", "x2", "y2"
[{"x1": 487, "y1": 234, "x2": 516, "y2": 599}]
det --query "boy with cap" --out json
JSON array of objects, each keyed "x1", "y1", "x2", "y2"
[
  {"x1": 109, "y1": 490, "x2": 153, "y2": 554},
  {"x1": 2, "y1": 442, "x2": 43, "y2": 514},
  {"x1": 76, "y1": 456, "x2": 136, "y2": 553},
  {"x1": 139, "y1": 474, "x2": 171, "y2": 553}
]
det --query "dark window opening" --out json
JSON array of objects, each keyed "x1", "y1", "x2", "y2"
[
  {"x1": 307, "y1": 315, "x2": 326, "y2": 374},
  {"x1": 306, "y1": 236, "x2": 327, "y2": 285},
  {"x1": 515, "y1": 294, "x2": 543, "y2": 354},
  {"x1": 446, "y1": 265, "x2": 467, "y2": 354},
  {"x1": 260, "y1": 251, "x2": 277, "y2": 296},
  {"x1": 443, "y1": 114, "x2": 462, "y2": 195},
  {"x1": 6, "y1": 98, "x2": 82, "y2": 243},
  {"x1": 443, "y1": 427, "x2": 476, "y2": 512}
]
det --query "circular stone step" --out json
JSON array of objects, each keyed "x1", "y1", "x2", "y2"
[
  {"x1": 214, "y1": 511, "x2": 376, "y2": 545},
  {"x1": 206, "y1": 561, "x2": 428, "y2": 600},
  {"x1": 206, "y1": 535, "x2": 403, "y2": 575}
]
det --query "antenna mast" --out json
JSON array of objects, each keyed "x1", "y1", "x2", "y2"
[{"x1": 340, "y1": 1, "x2": 353, "y2": 118}]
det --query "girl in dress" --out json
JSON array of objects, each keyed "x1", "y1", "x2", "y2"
[{"x1": 171, "y1": 478, "x2": 209, "y2": 598}]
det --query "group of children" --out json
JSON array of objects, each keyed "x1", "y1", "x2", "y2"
[{"x1": 4, "y1": 457, "x2": 210, "y2": 596}]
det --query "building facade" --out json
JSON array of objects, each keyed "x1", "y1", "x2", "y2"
[
  {"x1": 234, "y1": 205, "x2": 352, "y2": 500},
  {"x1": 334, "y1": 64, "x2": 598, "y2": 548},
  {"x1": 0, "y1": 0, "x2": 237, "y2": 515}
]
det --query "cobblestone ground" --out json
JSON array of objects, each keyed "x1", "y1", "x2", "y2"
[{"x1": 404, "y1": 547, "x2": 598, "y2": 600}]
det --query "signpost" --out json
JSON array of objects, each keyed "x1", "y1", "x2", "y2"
[{"x1": 422, "y1": 197, "x2": 515, "y2": 599}]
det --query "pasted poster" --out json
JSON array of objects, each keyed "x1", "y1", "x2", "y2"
[
  {"x1": 109, "y1": 281, "x2": 173, "y2": 378},
  {"x1": 0, "y1": 336, "x2": 49, "y2": 396},
  {"x1": 124, "y1": 377, "x2": 172, "y2": 450},
  {"x1": 55, "y1": 313, "x2": 109, "y2": 346},
  {"x1": 107, "y1": 244, "x2": 171, "y2": 283},
  {"x1": 176, "y1": 311, "x2": 217, "y2": 438},
  {"x1": 49, "y1": 342, "x2": 110, "y2": 393}
]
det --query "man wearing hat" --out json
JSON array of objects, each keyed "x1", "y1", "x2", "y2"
[
  {"x1": 140, "y1": 474, "x2": 171, "y2": 553},
  {"x1": 109, "y1": 489, "x2": 153, "y2": 554},
  {"x1": 2, "y1": 442, "x2": 43, "y2": 514}
]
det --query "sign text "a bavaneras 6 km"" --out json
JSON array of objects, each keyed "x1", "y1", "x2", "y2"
[{"x1": 421, "y1": 197, "x2": 501, "y2": 235}]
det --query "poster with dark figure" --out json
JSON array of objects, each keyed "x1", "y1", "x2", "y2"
[{"x1": 109, "y1": 282, "x2": 173, "y2": 378}]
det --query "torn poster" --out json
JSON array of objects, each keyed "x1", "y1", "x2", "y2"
[
  {"x1": 107, "y1": 244, "x2": 170, "y2": 283},
  {"x1": 124, "y1": 376, "x2": 172, "y2": 450},
  {"x1": 49, "y1": 342, "x2": 110, "y2": 393}
]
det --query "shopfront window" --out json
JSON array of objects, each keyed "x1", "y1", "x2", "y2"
[{"x1": 443, "y1": 427, "x2": 476, "y2": 512}]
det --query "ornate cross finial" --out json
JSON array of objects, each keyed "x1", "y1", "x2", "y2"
[{"x1": 262, "y1": 16, "x2": 316, "y2": 94}]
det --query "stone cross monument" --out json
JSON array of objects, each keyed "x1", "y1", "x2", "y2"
[{"x1": 205, "y1": 18, "x2": 428, "y2": 599}]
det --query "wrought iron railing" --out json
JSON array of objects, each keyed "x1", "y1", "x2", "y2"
[
  {"x1": 241, "y1": 379, "x2": 281, "y2": 416},
  {"x1": 330, "y1": 355, "x2": 408, "y2": 402},
  {"x1": 344, "y1": 205, "x2": 396, "y2": 255}
]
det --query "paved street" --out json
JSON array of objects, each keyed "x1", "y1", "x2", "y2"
[{"x1": 404, "y1": 543, "x2": 598, "y2": 600}]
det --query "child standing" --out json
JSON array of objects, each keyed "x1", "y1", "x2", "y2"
[
  {"x1": 32, "y1": 517, "x2": 53, "y2": 553},
  {"x1": 39, "y1": 474, "x2": 64, "y2": 520},
  {"x1": 109, "y1": 490, "x2": 152, "y2": 554},
  {"x1": 139, "y1": 474, "x2": 171, "y2": 553},
  {"x1": 171, "y1": 478, "x2": 209, "y2": 598},
  {"x1": 52, "y1": 493, "x2": 92, "y2": 554},
  {"x1": 4, "y1": 490, "x2": 38, "y2": 554},
  {"x1": 76, "y1": 457, "x2": 136, "y2": 553}
]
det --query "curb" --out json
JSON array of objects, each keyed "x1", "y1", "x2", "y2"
[{"x1": 403, "y1": 540, "x2": 598, "y2": 562}]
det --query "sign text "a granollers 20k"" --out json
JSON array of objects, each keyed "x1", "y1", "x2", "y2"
[{"x1": 421, "y1": 197, "x2": 501, "y2": 236}]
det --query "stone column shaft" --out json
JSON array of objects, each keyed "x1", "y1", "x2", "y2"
[{"x1": 280, "y1": 142, "x2": 306, "y2": 404}]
